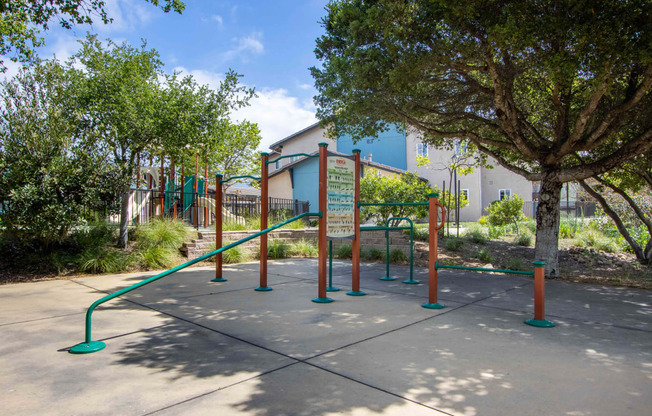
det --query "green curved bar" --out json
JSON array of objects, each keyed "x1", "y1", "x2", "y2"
[
  {"x1": 266, "y1": 153, "x2": 319, "y2": 165},
  {"x1": 71, "y1": 211, "x2": 322, "y2": 353},
  {"x1": 436, "y1": 263, "x2": 534, "y2": 276},
  {"x1": 220, "y1": 175, "x2": 261, "y2": 184},
  {"x1": 385, "y1": 217, "x2": 416, "y2": 284}
]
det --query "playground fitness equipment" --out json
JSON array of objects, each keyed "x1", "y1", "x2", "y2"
[{"x1": 69, "y1": 144, "x2": 553, "y2": 354}]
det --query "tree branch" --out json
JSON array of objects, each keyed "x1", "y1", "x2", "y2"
[{"x1": 594, "y1": 175, "x2": 652, "y2": 236}]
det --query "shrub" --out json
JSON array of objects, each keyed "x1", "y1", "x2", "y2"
[
  {"x1": 267, "y1": 239, "x2": 290, "y2": 259},
  {"x1": 361, "y1": 246, "x2": 384, "y2": 261},
  {"x1": 576, "y1": 229, "x2": 619, "y2": 253},
  {"x1": 444, "y1": 237, "x2": 464, "y2": 251},
  {"x1": 336, "y1": 243, "x2": 352, "y2": 259},
  {"x1": 524, "y1": 219, "x2": 537, "y2": 234},
  {"x1": 559, "y1": 219, "x2": 582, "y2": 239},
  {"x1": 388, "y1": 248, "x2": 408, "y2": 264},
  {"x1": 487, "y1": 225, "x2": 505, "y2": 239},
  {"x1": 136, "y1": 246, "x2": 178, "y2": 270},
  {"x1": 135, "y1": 218, "x2": 187, "y2": 250},
  {"x1": 412, "y1": 227, "x2": 429, "y2": 242},
  {"x1": 515, "y1": 232, "x2": 533, "y2": 246},
  {"x1": 466, "y1": 229, "x2": 488, "y2": 244},
  {"x1": 77, "y1": 247, "x2": 134, "y2": 273},
  {"x1": 223, "y1": 245, "x2": 248, "y2": 264},
  {"x1": 290, "y1": 239, "x2": 318, "y2": 257},
  {"x1": 486, "y1": 195, "x2": 525, "y2": 232},
  {"x1": 476, "y1": 247, "x2": 492, "y2": 263},
  {"x1": 505, "y1": 258, "x2": 526, "y2": 271},
  {"x1": 478, "y1": 216, "x2": 488, "y2": 225}
]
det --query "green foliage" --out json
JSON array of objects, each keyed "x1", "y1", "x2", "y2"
[
  {"x1": 77, "y1": 247, "x2": 134, "y2": 274},
  {"x1": 137, "y1": 246, "x2": 179, "y2": 270},
  {"x1": 515, "y1": 232, "x2": 533, "y2": 247},
  {"x1": 210, "y1": 121, "x2": 262, "y2": 191},
  {"x1": 505, "y1": 258, "x2": 527, "y2": 271},
  {"x1": 388, "y1": 248, "x2": 408, "y2": 264},
  {"x1": 487, "y1": 226, "x2": 505, "y2": 239},
  {"x1": 360, "y1": 171, "x2": 435, "y2": 225},
  {"x1": 361, "y1": 247, "x2": 384, "y2": 261},
  {"x1": 412, "y1": 227, "x2": 429, "y2": 242},
  {"x1": 476, "y1": 248, "x2": 493, "y2": 263},
  {"x1": 290, "y1": 240, "x2": 318, "y2": 257},
  {"x1": 222, "y1": 245, "x2": 248, "y2": 264},
  {"x1": 524, "y1": 219, "x2": 537, "y2": 235},
  {"x1": 466, "y1": 229, "x2": 488, "y2": 244},
  {"x1": 335, "y1": 243, "x2": 353, "y2": 259},
  {"x1": 486, "y1": 196, "x2": 526, "y2": 233},
  {"x1": 576, "y1": 229, "x2": 620, "y2": 253},
  {"x1": 444, "y1": 238, "x2": 464, "y2": 251},
  {"x1": 135, "y1": 218, "x2": 187, "y2": 250},
  {"x1": 559, "y1": 219, "x2": 582, "y2": 239},
  {"x1": 267, "y1": 239, "x2": 290, "y2": 259}
]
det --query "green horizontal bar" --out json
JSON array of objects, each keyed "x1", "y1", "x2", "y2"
[
  {"x1": 358, "y1": 201, "x2": 428, "y2": 207},
  {"x1": 266, "y1": 153, "x2": 318, "y2": 165},
  {"x1": 79, "y1": 211, "x2": 322, "y2": 344},
  {"x1": 436, "y1": 263, "x2": 534, "y2": 276},
  {"x1": 360, "y1": 226, "x2": 412, "y2": 231},
  {"x1": 220, "y1": 175, "x2": 261, "y2": 184}
]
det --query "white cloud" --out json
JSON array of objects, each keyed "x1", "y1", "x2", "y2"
[
  {"x1": 298, "y1": 83, "x2": 313, "y2": 90},
  {"x1": 1, "y1": 58, "x2": 23, "y2": 81},
  {"x1": 211, "y1": 14, "x2": 224, "y2": 28},
  {"x1": 222, "y1": 32, "x2": 264, "y2": 63},
  {"x1": 172, "y1": 66, "x2": 225, "y2": 89},
  {"x1": 95, "y1": 0, "x2": 157, "y2": 33}
]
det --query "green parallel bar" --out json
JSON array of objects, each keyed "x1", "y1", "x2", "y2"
[
  {"x1": 358, "y1": 201, "x2": 428, "y2": 207},
  {"x1": 387, "y1": 217, "x2": 417, "y2": 284},
  {"x1": 220, "y1": 175, "x2": 261, "y2": 184},
  {"x1": 266, "y1": 153, "x2": 319, "y2": 165},
  {"x1": 74, "y1": 211, "x2": 322, "y2": 349},
  {"x1": 360, "y1": 226, "x2": 412, "y2": 231},
  {"x1": 436, "y1": 263, "x2": 534, "y2": 276}
]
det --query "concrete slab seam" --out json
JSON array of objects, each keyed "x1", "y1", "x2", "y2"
[{"x1": 0, "y1": 311, "x2": 85, "y2": 328}]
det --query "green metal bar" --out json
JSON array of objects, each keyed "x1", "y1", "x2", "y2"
[
  {"x1": 77, "y1": 211, "x2": 322, "y2": 345},
  {"x1": 220, "y1": 175, "x2": 261, "y2": 184},
  {"x1": 385, "y1": 227, "x2": 390, "y2": 278},
  {"x1": 386, "y1": 217, "x2": 416, "y2": 284},
  {"x1": 266, "y1": 153, "x2": 319, "y2": 165},
  {"x1": 360, "y1": 226, "x2": 412, "y2": 231},
  {"x1": 358, "y1": 201, "x2": 428, "y2": 207},
  {"x1": 436, "y1": 263, "x2": 534, "y2": 276}
]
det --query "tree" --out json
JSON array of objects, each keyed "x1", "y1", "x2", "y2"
[
  {"x1": 312, "y1": 0, "x2": 652, "y2": 276},
  {"x1": 207, "y1": 120, "x2": 261, "y2": 191},
  {"x1": 360, "y1": 171, "x2": 437, "y2": 225},
  {"x1": 0, "y1": 60, "x2": 120, "y2": 246},
  {"x1": 0, "y1": 0, "x2": 185, "y2": 71},
  {"x1": 486, "y1": 195, "x2": 526, "y2": 234}
]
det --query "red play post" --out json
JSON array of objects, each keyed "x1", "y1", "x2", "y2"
[
  {"x1": 422, "y1": 192, "x2": 445, "y2": 309},
  {"x1": 136, "y1": 153, "x2": 141, "y2": 224},
  {"x1": 313, "y1": 143, "x2": 333, "y2": 303},
  {"x1": 525, "y1": 261, "x2": 554, "y2": 327},
  {"x1": 347, "y1": 149, "x2": 365, "y2": 297},
  {"x1": 194, "y1": 153, "x2": 199, "y2": 228},
  {"x1": 171, "y1": 159, "x2": 177, "y2": 221},
  {"x1": 204, "y1": 163, "x2": 209, "y2": 227},
  {"x1": 159, "y1": 155, "x2": 164, "y2": 218},
  {"x1": 212, "y1": 174, "x2": 227, "y2": 282},
  {"x1": 256, "y1": 153, "x2": 272, "y2": 291},
  {"x1": 148, "y1": 156, "x2": 153, "y2": 220},
  {"x1": 180, "y1": 166, "x2": 185, "y2": 223}
]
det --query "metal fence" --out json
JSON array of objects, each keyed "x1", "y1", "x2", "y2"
[{"x1": 522, "y1": 201, "x2": 597, "y2": 218}]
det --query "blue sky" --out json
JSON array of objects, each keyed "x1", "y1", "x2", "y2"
[{"x1": 4, "y1": 0, "x2": 330, "y2": 151}]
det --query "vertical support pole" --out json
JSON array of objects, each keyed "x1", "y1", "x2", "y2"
[
  {"x1": 171, "y1": 159, "x2": 177, "y2": 221},
  {"x1": 136, "y1": 153, "x2": 141, "y2": 224},
  {"x1": 326, "y1": 239, "x2": 340, "y2": 292},
  {"x1": 212, "y1": 174, "x2": 227, "y2": 282},
  {"x1": 347, "y1": 149, "x2": 365, "y2": 296},
  {"x1": 256, "y1": 153, "x2": 272, "y2": 291},
  {"x1": 402, "y1": 222, "x2": 418, "y2": 284},
  {"x1": 422, "y1": 192, "x2": 444, "y2": 309},
  {"x1": 313, "y1": 143, "x2": 333, "y2": 303},
  {"x1": 457, "y1": 179, "x2": 461, "y2": 237},
  {"x1": 525, "y1": 261, "x2": 554, "y2": 327},
  {"x1": 380, "y1": 227, "x2": 394, "y2": 281},
  {"x1": 194, "y1": 153, "x2": 199, "y2": 229},
  {"x1": 204, "y1": 163, "x2": 209, "y2": 227},
  {"x1": 181, "y1": 167, "x2": 185, "y2": 224},
  {"x1": 160, "y1": 155, "x2": 165, "y2": 218},
  {"x1": 148, "y1": 156, "x2": 153, "y2": 220}
]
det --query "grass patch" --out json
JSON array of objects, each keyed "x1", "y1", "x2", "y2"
[
  {"x1": 444, "y1": 237, "x2": 464, "y2": 251},
  {"x1": 505, "y1": 258, "x2": 527, "y2": 271},
  {"x1": 361, "y1": 247, "x2": 384, "y2": 261},
  {"x1": 137, "y1": 246, "x2": 179, "y2": 270},
  {"x1": 290, "y1": 239, "x2": 318, "y2": 257},
  {"x1": 77, "y1": 247, "x2": 134, "y2": 273},
  {"x1": 223, "y1": 245, "x2": 248, "y2": 264},
  {"x1": 336, "y1": 243, "x2": 352, "y2": 259},
  {"x1": 466, "y1": 229, "x2": 488, "y2": 244},
  {"x1": 412, "y1": 228, "x2": 429, "y2": 242},
  {"x1": 488, "y1": 225, "x2": 505, "y2": 239},
  {"x1": 514, "y1": 231, "x2": 533, "y2": 247},
  {"x1": 135, "y1": 218, "x2": 187, "y2": 250},
  {"x1": 267, "y1": 239, "x2": 290, "y2": 259},
  {"x1": 476, "y1": 247, "x2": 492, "y2": 263},
  {"x1": 388, "y1": 248, "x2": 408, "y2": 264}
]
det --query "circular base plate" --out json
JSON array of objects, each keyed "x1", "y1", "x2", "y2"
[
  {"x1": 525, "y1": 318, "x2": 555, "y2": 328},
  {"x1": 379, "y1": 276, "x2": 396, "y2": 281},
  {"x1": 211, "y1": 278, "x2": 228, "y2": 282},
  {"x1": 403, "y1": 279, "x2": 420, "y2": 285},
  {"x1": 346, "y1": 290, "x2": 366, "y2": 296},
  {"x1": 69, "y1": 340, "x2": 106, "y2": 354},
  {"x1": 421, "y1": 302, "x2": 445, "y2": 310},
  {"x1": 255, "y1": 286, "x2": 273, "y2": 292},
  {"x1": 326, "y1": 287, "x2": 341, "y2": 292},
  {"x1": 312, "y1": 297, "x2": 334, "y2": 303}
]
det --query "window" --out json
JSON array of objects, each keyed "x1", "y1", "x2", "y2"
[
  {"x1": 461, "y1": 189, "x2": 469, "y2": 201},
  {"x1": 275, "y1": 160, "x2": 282, "y2": 170},
  {"x1": 289, "y1": 155, "x2": 299, "y2": 163},
  {"x1": 416, "y1": 142, "x2": 428, "y2": 157},
  {"x1": 499, "y1": 189, "x2": 512, "y2": 200},
  {"x1": 455, "y1": 140, "x2": 468, "y2": 157}
]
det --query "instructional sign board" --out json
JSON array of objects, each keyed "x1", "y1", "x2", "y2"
[{"x1": 327, "y1": 156, "x2": 355, "y2": 238}]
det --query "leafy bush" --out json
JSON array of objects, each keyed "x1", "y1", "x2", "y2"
[
  {"x1": 223, "y1": 245, "x2": 248, "y2": 264},
  {"x1": 444, "y1": 237, "x2": 464, "y2": 251},
  {"x1": 267, "y1": 239, "x2": 290, "y2": 259},
  {"x1": 486, "y1": 195, "x2": 525, "y2": 232},
  {"x1": 388, "y1": 248, "x2": 408, "y2": 264},
  {"x1": 466, "y1": 229, "x2": 488, "y2": 244},
  {"x1": 77, "y1": 247, "x2": 134, "y2": 273},
  {"x1": 487, "y1": 225, "x2": 505, "y2": 239},
  {"x1": 514, "y1": 231, "x2": 533, "y2": 246},
  {"x1": 559, "y1": 219, "x2": 582, "y2": 239},
  {"x1": 335, "y1": 243, "x2": 352, "y2": 259},
  {"x1": 505, "y1": 258, "x2": 526, "y2": 271},
  {"x1": 290, "y1": 239, "x2": 318, "y2": 257},
  {"x1": 523, "y1": 219, "x2": 537, "y2": 234},
  {"x1": 478, "y1": 216, "x2": 488, "y2": 225},
  {"x1": 476, "y1": 247, "x2": 492, "y2": 263},
  {"x1": 576, "y1": 229, "x2": 619, "y2": 253},
  {"x1": 361, "y1": 246, "x2": 384, "y2": 261},
  {"x1": 135, "y1": 218, "x2": 187, "y2": 250},
  {"x1": 412, "y1": 227, "x2": 429, "y2": 242}
]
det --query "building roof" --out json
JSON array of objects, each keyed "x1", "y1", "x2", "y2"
[
  {"x1": 268, "y1": 122, "x2": 321, "y2": 151},
  {"x1": 268, "y1": 150, "x2": 424, "y2": 180}
]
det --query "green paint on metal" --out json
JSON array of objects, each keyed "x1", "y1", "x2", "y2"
[
  {"x1": 211, "y1": 278, "x2": 228, "y2": 282},
  {"x1": 220, "y1": 175, "x2": 261, "y2": 184},
  {"x1": 436, "y1": 262, "x2": 534, "y2": 276},
  {"x1": 360, "y1": 226, "x2": 411, "y2": 231},
  {"x1": 379, "y1": 276, "x2": 396, "y2": 281},
  {"x1": 525, "y1": 319, "x2": 555, "y2": 328},
  {"x1": 327, "y1": 239, "x2": 340, "y2": 292},
  {"x1": 352, "y1": 149, "x2": 361, "y2": 153},
  {"x1": 312, "y1": 297, "x2": 334, "y2": 303},
  {"x1": 266, "y1": 153, "x2": 319, "y2": 165},
  {"x1": 69, "y1": 340, "x2": 106, "y2": 354},
  {"x1": 318, "y1": 142, "x2": 329, "y2": 147},
  {"x1": 533, "y1": 260, "x2": 547, "y2": 267},
  {"x1": 261, "y1": 152, "x2": 269, "y2": 156},
  {"x1": 421, "y1": 302, "x2": 445, "y2": 310},
  {"x1": 255, "y1": 286, "x2": 273, "y2": 292},
  {"x1": 403, "y1": 279, "x2": 420, "y2": 285},
  {"x1": 358, "y1": 201, "x2": 429, "y2": 208},
  {"x1": 70, "y1": 210, "x2": 321, "y2": 354},
  {"x1": 428, "y1": 192, "x2": 439, "y2": 198},
  {"x1": 346, "y1": 290, "x2": 366, "y2": 296}
]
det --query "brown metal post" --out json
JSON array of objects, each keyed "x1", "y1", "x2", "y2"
[
  {"x1": 159, "y1": 155, "x2": 165, "y2": 218},
  {"x1": 256, "y1": 153, "x2": 272, "y2": 291},
  {"x1": 181, "y1": 166, "x2": 185, "y2": 223},
  {"x1": 148, "y1": 156, "x2": 153, "y2": 220},
  {"x1": 204, "y1": 163, "x2": 209, "y2": 227},
  {"x1": 212, "y1": 174, "x2": 227, "y2": 282},
  {"x1": 194, "y1": 153, "x2": 199, "y2": 228},
  {"x1": 136, "y1": 153, "x2": 141, "y2": 224},
  {"x1": 525, "y1": 261, "x2": 554, "y2": 327},
  {"x1": 313, "y1": 143, "x2": 333, "y2": 303},
  {"x1": 422, "y1": 192, "x2": 444, "y2": 309},
  {"x1": 347, "y1": 149, "x2": 365, "y2": 296},
  {"x1": 171, "y1": 159, "x2": 177, "y2": 221}
]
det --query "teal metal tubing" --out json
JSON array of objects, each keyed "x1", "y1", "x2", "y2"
[
  {"x1": 436, "y1": 263, "x2": 534, "y2": 276},
  {"x1": 386, "y1": 217, "x2": 415, "y2": 283},
  {"x1": 78, "y1": 211, "x2": 322, "y2": 345},
  {"x1": 360, "y1": 226, "x2": 412, "y2": 231},
  {"x1": 220, "y1": 175, "x2": 261, "y2": 184},
  {"x1": 266, "y1": 153, "x2": 318, "y2": 165},
  {"x1": 358, "y1": 201, "x2": 428, "y2": 207}
]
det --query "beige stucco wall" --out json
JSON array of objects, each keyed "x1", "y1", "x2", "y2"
[
  {"x1": 481, "y1": 160, "x2": 534, "y2": 216},
  {"x1": 268, "y1": 170, "x2": 293, "y2": 200},
  {"x1": 274, "y1": 126, "x2": 336, "y2": 156}
]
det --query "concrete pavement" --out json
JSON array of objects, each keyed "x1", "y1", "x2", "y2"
[{"x1": 0, "y1": 258, "x2": 650, "y2": 415}]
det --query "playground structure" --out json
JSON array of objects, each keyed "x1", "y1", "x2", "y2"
[{"x1": 70, "y1": 143, "x2": 553, "y2": 354}]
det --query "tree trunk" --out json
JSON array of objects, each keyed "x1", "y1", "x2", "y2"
[
  {"x1": 117, "y1": 186, "x2": 131, "y2": 248},
  {"x1": 534, "y1": 169, "x2": 562, "y2": 277}
]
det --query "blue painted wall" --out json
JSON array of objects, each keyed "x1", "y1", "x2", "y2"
[
  {"x1": 337, "y1": 125, "x2": 407, "y2": 170},
  {"x1": 290, "y1": 156, "x2": 320, "y2": 211}
]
